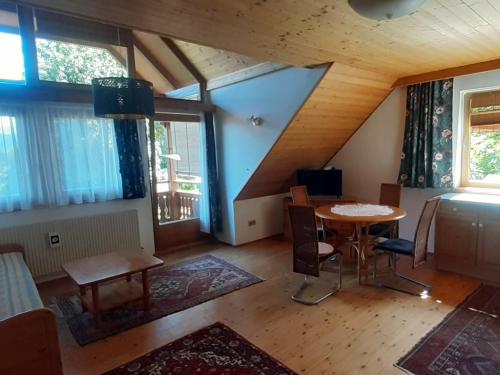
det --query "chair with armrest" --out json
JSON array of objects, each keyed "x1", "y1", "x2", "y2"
[
  {"x1": 373, "y1": 197, "x2": 441, "y2": 295},
  {"x1": 289, "y1": 205, "x2": 342, "y2": 305},
  {"x1": 369, "y1": 183, "x2": 402, "y2": 238}
]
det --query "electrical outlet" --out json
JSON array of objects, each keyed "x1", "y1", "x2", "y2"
[
  {"x1": 48, "y1": 232, "x2": 61, "y2": 248},
  {"x1": 248, "y1": 220, "x2": 256, "y2": 226}
]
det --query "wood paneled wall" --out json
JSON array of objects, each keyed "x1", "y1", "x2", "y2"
[{"x1": 237, "y1": 64, "x2": 396, "y2": 200}]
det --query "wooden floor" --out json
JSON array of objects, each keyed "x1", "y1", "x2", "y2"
[{"x1": 38, "y1": 238, "x2": 480, "y2": 375}]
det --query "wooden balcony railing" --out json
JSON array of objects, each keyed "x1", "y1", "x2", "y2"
[{"x1": 157, "y1": 190, "x2": 200, "y2": 224}]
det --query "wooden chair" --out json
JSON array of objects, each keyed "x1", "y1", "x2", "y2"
[
  {"x1": 290, "y1": 185, "x2": 310, "y2": 206},
  {"x1": 289, "y1": 205, "x2": 342, "y2": 305},
  {"x1": 290, "y1": 185, "x2": 336, "y2": 241},
  {"x1": 369, "y1": 183, "x2": 402, "y2": 238},
  {"x1": 373, "y1": 197, "x2": 441, "y2": 295}
]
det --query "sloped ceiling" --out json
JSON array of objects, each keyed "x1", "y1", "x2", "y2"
[
  {"x1": 174, "y1": 40, "x2": 262, "y2": 82},
  {"x1": 17, "y1": 0, "x2": 500, "y2": 78},
  {"x1": 237, "y1": 63, "x2": 395, "y2": 200},
  {"x1": 130, "y1": 32, "x2": 266, "y2": 94}
]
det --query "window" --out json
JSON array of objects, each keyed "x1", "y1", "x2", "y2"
[
  {"x1": 35, "y1": 38, "x2": 127, "y2": 85},
  {"x1": 0, "y1": 2, "x2": 25, "y2": 83},
  {"x1": 33, "y1": 9, "x2": 128, "y2": 85},
  {"x1": 154, "y1": 120, "x2": 201, "y2": 223},
  {"x1": 0, "y1": 102, "x2": 122, "y2": 213},
  {"x1": 462, "y1": 91, "x2": 500, "y2": 188}
]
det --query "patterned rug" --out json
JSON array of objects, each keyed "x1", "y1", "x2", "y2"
[
  {"x1": 104, "y1": 322, "x2": 297, "y2": 375},
  {"x1": 55, "y1": 255, "x2": 263, "y2": 346},
  {"x1": 397, "y1": 284, "x2": 500, "y2": 375}
]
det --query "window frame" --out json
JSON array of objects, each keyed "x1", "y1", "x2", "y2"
[
  {"x1": 461, "y1": 91, "x2": 500, "y2": 189},
  {"x1": 0, "y1": 4, "x2": 133, "y2": 92}
]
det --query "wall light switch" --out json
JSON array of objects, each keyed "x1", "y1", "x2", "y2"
[
  {"x1": 248, "y1": 220, "x2": 256, "y2": 227},
  {"x1": 48, "y1": 232, "x2": 61, "y2": 248}
]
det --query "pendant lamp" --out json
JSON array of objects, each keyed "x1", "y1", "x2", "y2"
[
  {"x1": 92, "y1": 77, "x2": 155, "y2": 120},
  {"x1": 348, "y1": 0, "x2": 425, "y2": 20}
]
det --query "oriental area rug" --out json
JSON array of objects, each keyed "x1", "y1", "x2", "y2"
[
  {"x1": 55, "y1": 255, "x2": 263, "y2": 345},
  {"x1": 104, "y1": 322, "x2": 297, "y2": 375},
  {"x1": 397, "y1": 284, "x2": 500, "y2": 375}
]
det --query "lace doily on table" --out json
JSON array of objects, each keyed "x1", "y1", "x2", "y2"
[{"x1": 331, "y1": 204, "x2": 394, "y2": 216}]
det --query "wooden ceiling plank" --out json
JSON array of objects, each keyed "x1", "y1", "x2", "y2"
[
  {"x1": 161, "y1": 37, "x2": 206, "y2": 85},
  {"x1": 133, "y1": 35, "x2": 180, "y2": 88},
  {"x1": 394, "y1": 58, "x2": 500, "y2": 86}
]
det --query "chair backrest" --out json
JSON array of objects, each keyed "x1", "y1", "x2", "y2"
[
  {"x1": 413, "y1": 197, "x2": 441, "y2": 268},
  {"x1": 288, "y1": 205, "x2": 320, "y2": 277},
  {"x1": 379, "y1": 183, "x2": 402, "y2": 207},
  {"x1": 290, "y1": 185, "x2": 310, "y2": 206}
]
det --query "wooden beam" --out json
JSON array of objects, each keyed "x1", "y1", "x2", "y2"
[
  {"x1": 123, "y1": 29, "x2": 136, "y2": 78},
  {"x1": 394, "y1": 59, "x2": 500, "y2": 87},
  {"x1": 154, "y1": 113, "x2": 200, "y2": 122},
  {"x1": 133, "y1": 35, "x2": 179, "y2": 88},
  {"x1": 0, "y1": 83, "x2": 216, "y2": 113},
  {"x1": 155, "y1": 97, "x2": 215, "y2": 114},
  {"x1": 206, "y1": 62, "x2": 288, "y2": 91},
  {"x1": 160, "y1": 37, "x2": 205, "y2": 84}
]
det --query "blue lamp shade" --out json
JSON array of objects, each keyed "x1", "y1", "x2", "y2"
[{"x1": 92, "y1": 77, "x2": 155, "y2": 119}]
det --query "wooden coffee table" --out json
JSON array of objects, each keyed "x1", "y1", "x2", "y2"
[{"x1": 62, "y1": 251, "x2": 164, "y2": 323}]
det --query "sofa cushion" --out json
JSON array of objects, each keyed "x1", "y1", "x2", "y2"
[{"x1": 0, "y1": 252, "x2": 43, "y2": 321}]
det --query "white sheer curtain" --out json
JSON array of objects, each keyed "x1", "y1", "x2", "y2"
[{"x1": 0, "y1": 101, "x2": 122, "y2": 213}]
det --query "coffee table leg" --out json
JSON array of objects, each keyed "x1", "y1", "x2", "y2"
[
  {"x1": 91, "y1": 284, "x2": 101, "y2": 325},
  {"x1": 142, "y1": 270, "x2": 150, "y2": 311}
]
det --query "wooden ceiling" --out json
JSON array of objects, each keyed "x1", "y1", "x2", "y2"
[
  {"x1": 15, "y1": 0, "x2": 500, "y2": 78},
  {"x1": 126, "y1": 32, "x2": 266, "y2": 95},
  {"x1": 237, "y1": 63, "x2": 395, "y2": 200}
]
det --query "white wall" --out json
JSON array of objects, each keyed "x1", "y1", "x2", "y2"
[
  {"x1": 326, "y1": 70, "x2": 500, "y2": 249},
  {"x1": 0, "y1": 123, "x2": 156, "y2": 254},
  {"x1": 211, "y1": 66, "x2": 327, "y2": 245},
  {"x1": 326, "y1": 87, "x2": 445, "y2": 249},
  {"x1": 233, "y1": 193, "x2": 287, "y2": 245}
]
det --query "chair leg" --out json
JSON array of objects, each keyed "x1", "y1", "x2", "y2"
[
  {"x1": 374, "y1": 252, "x2": 432, "y2": 296},
  {"x1": 291, "y1": 253, "x2": 342, "y2": 305}
]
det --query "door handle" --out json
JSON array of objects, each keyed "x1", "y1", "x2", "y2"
[
  {"x1": 478, "y1": 223, "x2": 483, "y2": 228},
  {"x1": 472, "y1": 222, "x2": 477, "y2": 227}
]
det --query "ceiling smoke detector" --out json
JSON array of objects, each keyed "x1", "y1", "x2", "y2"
[{"x1": 348, "y1": 0, "x2": 425, "y2": 20}]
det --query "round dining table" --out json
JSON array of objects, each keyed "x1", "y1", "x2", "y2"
[{"x1": 315, "y1": 203, "x2": 407, "y2": 284}]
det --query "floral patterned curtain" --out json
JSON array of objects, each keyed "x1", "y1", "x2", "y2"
[
  {"x1": 398, "y1": 79, "x2": 453, "y2": 188},
  {"x1": 114, "y1": 119, "x2": 146, "y2": 199}
]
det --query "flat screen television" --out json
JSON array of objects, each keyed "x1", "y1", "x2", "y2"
[{"x1": 297, "y1": 169, "x2": 342, "y2": 197}]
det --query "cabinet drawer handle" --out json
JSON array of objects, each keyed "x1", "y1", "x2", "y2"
[
  {"x1": 479, "y1": 223, "x2": 483, "y2": 228},
  {"x1": 452, "y1": 207, "x2": 458, "y2": 212},
  {"x1": 472, "y1": 222, "x2": 477, "y2": 227}
]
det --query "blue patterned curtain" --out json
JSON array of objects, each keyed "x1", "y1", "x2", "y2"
[
  {"x1": 204, "y1": 112, "x2": 222, "y2": 233},
  {"x1": 114, "y1": 119, "x2": 146, "y2": 199},
  {"x1": 398, "y1": 79, "x2": 453, "y2": 188}
]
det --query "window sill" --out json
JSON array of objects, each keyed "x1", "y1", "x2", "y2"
[
  {"x1": 453, "y1": 186, "x2": 500, "y2": 196},
  {"x1": 444, "y1": 189, "x2": 500, "y2": 205}
]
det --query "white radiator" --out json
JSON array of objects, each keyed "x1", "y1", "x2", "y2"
[{"x1": 0, "y1": 210, "x2": 141, "y2": 279}]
